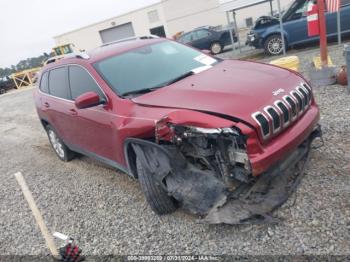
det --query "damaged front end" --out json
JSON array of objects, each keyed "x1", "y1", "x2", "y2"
[{"x1": 128, "y1": 112, "x2": 322, "y2": 225}]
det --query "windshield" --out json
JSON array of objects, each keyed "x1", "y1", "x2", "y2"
[{"x1": 94, "y1": 41, "x2": 219, "y2": 97}]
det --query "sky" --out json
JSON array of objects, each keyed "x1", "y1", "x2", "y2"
[{"x1": 0, "y1": 0, "x2": 159, "y2": 68}]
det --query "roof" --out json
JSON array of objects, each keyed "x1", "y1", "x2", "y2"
[
  {"x1": 42, "y1": 38, "x2": 166, "y2": 71},
  {"x1": 88, "y1": 38, "x2": 165, "y2": 63}
]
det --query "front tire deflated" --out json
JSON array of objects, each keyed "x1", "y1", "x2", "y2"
[{"x1": 136, "y1": 157, "x2": 177, "y2": 215}]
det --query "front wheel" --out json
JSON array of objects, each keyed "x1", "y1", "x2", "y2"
[
  {"x1": 136, "y1": 157, "x2": 177, "y2": 215},
  {"x1": 264, "y1": 35, "x2": 286, "y2": 56}
]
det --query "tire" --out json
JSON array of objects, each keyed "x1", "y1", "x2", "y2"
[
  {"x1": 0, "y1": 89, "x2": 5, "y2": 95},
  {"x1": 264, "y1": 34, "x2": 286, "y2": 56},
  {"x1": 136, "y1": 157, "x2": 177, "y2": 215},
  {"x1": 210, "y1": 42, "x2": 223, "y2": 55},
  {"x1": 46, "y1": 125, "x2": 75, "y2": 162}
]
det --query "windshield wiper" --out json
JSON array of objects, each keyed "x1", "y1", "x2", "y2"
[
  {"x1": 122, "y1": 71, "x2": 195, "y2": 97},
  {"x1": 158, "y1": 71, "x2": 195, "y2": 87},
  {"x1": 122, "y1": 87, "x2": 161, "y2": 97}
]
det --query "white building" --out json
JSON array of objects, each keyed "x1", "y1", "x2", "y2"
[{"x1": 54, "y1": 0, "x2": 293, "y2": 51}]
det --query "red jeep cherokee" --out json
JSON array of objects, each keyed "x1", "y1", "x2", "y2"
[{"x1": 34, "y1": 37, "x2": 321, "y2": 224}]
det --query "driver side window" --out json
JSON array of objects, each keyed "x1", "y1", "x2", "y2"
[
  {"x1": 68, "y1": 66, "x2": 104, "y2": 100},
  {"x1": 288, "y1": 1, "x2": 310, "y2": 21}
]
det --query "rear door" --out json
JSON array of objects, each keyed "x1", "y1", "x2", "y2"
[
  {"x1": 43, "y1": 66, "x2": 76, "y2": 145},
  {"x1": 190, "y1": 29, "x2": 212, "y2": 50},
  {"x1": 67, "y1": 65, "x2": 115, "y2": 160}
]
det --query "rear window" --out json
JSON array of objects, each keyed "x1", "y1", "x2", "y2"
[
  {"x1": 49, "y1": 67, "x2": 70, "y2": 100},
  {"x1": 39, "y1": 72, "x2": 49, "y2": 93}
]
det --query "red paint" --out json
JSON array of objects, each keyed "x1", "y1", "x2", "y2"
[
  {"x1": 34, "y1": 38, "x2": 320, "y2": 176},
  {"x1": 317, "y1": 0, "x2": 329, "y2": 66},
  {"x1": 75, "y1": 91, "x2": 100, "y2": 109},
  {"x1": 307, "y1": 1, "x2": 320, "y2": 37}
]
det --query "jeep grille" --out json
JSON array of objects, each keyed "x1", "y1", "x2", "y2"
[{"x1": 252, "y1": 84, "x2": 313, "y2": 140}]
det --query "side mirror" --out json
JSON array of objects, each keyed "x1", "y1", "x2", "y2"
[
  {"x1": 75, "y1": 92, "x2": 105, "y2": 109},
  {"x1": 201, "y1": 49, "x2": 211, "y2": 55}
]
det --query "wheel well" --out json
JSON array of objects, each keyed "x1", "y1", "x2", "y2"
[
  {"x1": 125, "y1": 143, "x2": 138, "y2": 179},
  {"x1": 40, "y1": 119, "x2": 50, "y2": 129}
]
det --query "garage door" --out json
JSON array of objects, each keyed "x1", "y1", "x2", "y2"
[{"x1": 99, "y1": 22, "x2": 135, "y2": 44}]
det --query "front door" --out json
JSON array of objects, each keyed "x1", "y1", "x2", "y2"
[
  {"x1": 66, "y1": 65, "x2": 115, "y2": 160},
  {"x1": 283, "y1": 0, "x2": 309, "y2": 45}
]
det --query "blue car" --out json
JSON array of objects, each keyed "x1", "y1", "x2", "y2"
[
  {"x1": 247, "y1": 0, "x2": 350, "y2": 55},
  {"x1": 177, "y1": 26, "x2": 237, "y2": 55}
]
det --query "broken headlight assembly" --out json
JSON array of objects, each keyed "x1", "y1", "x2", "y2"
[{"x1": 156, "y1": 121, "x2": 253, "y2": 187}]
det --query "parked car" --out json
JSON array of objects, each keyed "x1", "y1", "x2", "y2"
[
  {"x1": 247, "y1": 0, "x2": 350, "y2": 55},
  {"x1": 0, "y1": 77, "x2": 15, "y2": 95},
  {"x1": 34, "y1": 37, "x2": 321, "y2": 224},
  {"x1": 177, "y1": 26, "x2": 237, "y2": 54}
]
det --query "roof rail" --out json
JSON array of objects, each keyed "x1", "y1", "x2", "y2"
[
  {"x1": 101, "y1": 35, "x2": 160, "y2": 47},
  {"x1": 44, "y1": 52, "x2": 90, "y2": 65}
]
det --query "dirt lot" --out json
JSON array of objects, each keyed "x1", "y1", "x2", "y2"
[{"x1": 1, "y1": 46, "x2": 350, "y2": 257}]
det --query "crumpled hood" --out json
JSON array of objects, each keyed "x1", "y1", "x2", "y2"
[{"x1": 132, "y1": 60, "x2": 304, "y2": 128}]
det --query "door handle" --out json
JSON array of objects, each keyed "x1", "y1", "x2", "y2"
[
  {"x1": 44, "y1": 102, "x2": 50, "y2": 108},
  {"x1": 69, "y1": 109, "x2": 78, "y2": 116}
]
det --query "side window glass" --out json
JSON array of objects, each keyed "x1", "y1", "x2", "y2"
[
  {"x1": 39, "y1": 72, "x2": 49, "y2": 93},
  {"x1": 179, "y1": 33, "x2": 192, "y2": 44},
  {"x1": 291, "y1": 2, "x2": 309, "y2": 20},
  {"x1": 341, "y1": 0, "x2": 350, "y2": 6},
  {"x1": 196, "y1": 30, "x2": 210, "y2": 39},
  {"x1": 69, "y1": 66, "x2": 104, "y2": 100},
  {"x1": 49, "y1": 67, "x2": 70, "y2": 100}
]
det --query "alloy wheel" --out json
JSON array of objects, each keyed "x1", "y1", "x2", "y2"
[
  {"x1": 48, "y1": 130, "x2": 65, "y2": 158},
  {"x1": 267, "y1": 37, "x2": 283, "y2": 55}
]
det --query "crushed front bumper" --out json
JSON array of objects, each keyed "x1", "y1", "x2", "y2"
[
  {"x1": 131, "y1": 125, "x2": 322, "y2": 225},
  {"x1": 205, "y1": 125, "x2": 322, "y2": 224}
]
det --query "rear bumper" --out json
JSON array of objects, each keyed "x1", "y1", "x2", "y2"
[{"x1": 248, "y1": 104, "x2": 320, "y2": 175}]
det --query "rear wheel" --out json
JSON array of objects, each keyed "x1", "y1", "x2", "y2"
[
  {"x1": 210, "y1": 42, "x2": 223, "y2": 55},
  {"x1": 46, "y1": 125, "x2": 75, "y2": 162},
  {"x1": 136, "y1": 157, "x2": 177, "y2": 215},
  {"x1": 264, "y1": 35, "x2": 285, "y2": 56}
]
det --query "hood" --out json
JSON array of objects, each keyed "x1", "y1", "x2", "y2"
[
  {"x1": 253, "y1": 16, "x2": 279, "y2": 29},
  {"x1": 132, "y1": 60, "x2": 304, "y2": 130}
]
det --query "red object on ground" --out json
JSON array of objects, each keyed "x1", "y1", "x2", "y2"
[
  {"x1": 317, "y1": 0, "x2": 329, "y2": 67},
  {"x1": 337, "y1": 66, "x2": 348, "y2": 85},
  {"x1": 307, "y1": 1, "x2": 320, "y2": 37}
]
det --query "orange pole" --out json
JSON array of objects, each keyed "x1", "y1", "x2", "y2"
[{"x1": 317, "y1": 0, "x2": 328, "y2": 67}]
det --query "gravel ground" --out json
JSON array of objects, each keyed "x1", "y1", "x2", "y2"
[{"x1": 0, "y1": 45, "x2": 350, "y2": 257}]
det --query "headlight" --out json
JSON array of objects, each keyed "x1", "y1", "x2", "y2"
[{"x1": 181, "y1": 126, "x2": 239, "y2": 136}]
